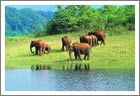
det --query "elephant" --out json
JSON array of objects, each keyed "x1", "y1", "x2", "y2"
[
  {"x1": 44, "y1": 43, "x2": 51, "y2": 54},
  {"x1": 88, "y1": 30, "x2": 105, "y2": 45},
  {"x1": 90, "y1": 35, "x2": 98, "y2": 46},
  {"x1": 30, "y1": 39, "x2": 46, "y2": 55},
  {"x1": 61, "y1": 36, "x2": 72, "y2": 51},
  {"x1": 80, "y1": 35, "x2": 92, "y2": 47},
  {"x1": 69, "y1": 42, "x2": 90, "y2": 60}
]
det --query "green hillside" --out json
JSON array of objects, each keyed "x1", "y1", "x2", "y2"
[{"x1": 5, "y1": 6, "x2": 54, "y2": 36}]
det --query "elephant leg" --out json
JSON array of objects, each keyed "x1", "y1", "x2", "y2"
[
  {"x1": 100, "y1": 37, "x2": 105, "y2": 45},
  {"x1": 95, "y1": 40, "x2": 97, "y2": 45},
  {"x1": 88, "y1": 40, "x2": 91, "y2": 46},
  {"x1": 42, "y1": 47, "x2": 45, "y2": 54},
  {"x1": 62, "y1": 43, "x2": 64, "y2": 51},
  {"x1": 78, "y1": 54, "x2": 82, "y2": 60},
  {"x1": 90, "y1": 40, "x2": 92, "y2": 47},
  {"x1": 39, "y1": 49, "x2": 41, "y2": 55},
  {"x1": 39, "y1": 48, "x2": 43, "y2": 55},
  {"x1": 103, "y1": 42, "x2": 105, "y2": 45},
  {"x1": 84, "y1": 54, "x2": 86, "y2": 60},
  {"x1": 101, "y1": 41, "x2": 103, "y2": 45},
  {"x1": 35, "y1": 46, "x2": 40, "y2": 55},
  {"x1": 97, "y1": 41, "x2": 99, "y2": 45},
  {"x1": 92, "y1": 40, "x2": 94, "y2": 47},
  {"x1": 74, "y1": 52, "x2": 77, "y2": 59},
  {"x1": 35, "y1": 48, "x2": 38, "y2": 55},
  {"x1": 66, "y1": 45, "x2": 68, "y2": 51},
  {"x1": 101, "y1": 40, "x2": 104, "y2": 45},
  {"x1": 76, "y1": 51, "x2": 82, "y2": 60},
  {"x1": 93, "y1": 40, "x2": 96, "y2": 46},
  {"x1": 87, "y1": 54, "x2": 89, "y2": 60},
  {"x1": 103, "y1": 39, "x2": 105, "y2": 45},
  {"x1": 41, "y1": 46, "x2": 45, "y2": 55},
  {"x1": 44, "y1": 50, "x2": 46, "y2": 54}
]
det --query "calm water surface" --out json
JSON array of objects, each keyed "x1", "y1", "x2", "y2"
[{"x1": 5, "y1": 69, "x2": 135, "y2": 91}]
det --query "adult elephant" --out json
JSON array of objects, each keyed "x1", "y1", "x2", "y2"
[
  {"x1": 44, "y1": 43, "x2": 51, "y2": 54},
  {"x1": 69, "y1": 42, "x2": 90, "y2": 60},
  {"x1": 90, "y1": 35, "x2": 98, "y2": 47},
  {"x1": 88, "y1": 30, "x2": 105, "y2": 45},
  {"x1": 61, "y1": 36, "x2": 72, "y2": 51},
  {"x1": 30, "y1": 39, "x2": 46, "y2": 55},
  {"x1": 80, "y1": 35, "x2": 92, "y2": 47}
]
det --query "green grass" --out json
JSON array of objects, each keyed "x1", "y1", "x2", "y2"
[{"x1": 5, "y1": 31, "x2": 135, "y2": 70}]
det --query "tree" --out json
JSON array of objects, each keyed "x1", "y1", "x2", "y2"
[{"x1": 46, "y1": 5, "x2": 95, "y2": 34}]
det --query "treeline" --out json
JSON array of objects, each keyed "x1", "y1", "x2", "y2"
[
  {"x1": 6, "y1": 5, "x2": 135, "y2": 37},
  {"x1": 45, "y1": 5, "x2": 135, "y2": 35},
  {"x1": 5, "y1": 6, "x2": 54, "y2": 36}
]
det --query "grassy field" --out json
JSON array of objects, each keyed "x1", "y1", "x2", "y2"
[{"x1": 5, "y1": 31, "x2": 135, "y2": 70}]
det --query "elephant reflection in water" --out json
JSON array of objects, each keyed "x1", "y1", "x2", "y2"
[
  {"x1": 62, "y1": 63, "x2": 90, "y2": 71},
  {"x1": 62, "y1": 63, "x2": 73, "y2": 71},
  {"x1": 31, "y1": 64, "x2": 51, "y2": 70},
  {"x1": 75, "y1": 63, "x2": 89, "y2": 71},
  {"x1": 62, "y1": 63, "x2": 74, "y2": 71},
  {"x1": 84, "y1": 63, "x2": 90, "y2": 71}
]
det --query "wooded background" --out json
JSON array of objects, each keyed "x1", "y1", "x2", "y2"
[{"x1": 6, "y1": 5, "x2": 135, "y2": 37}]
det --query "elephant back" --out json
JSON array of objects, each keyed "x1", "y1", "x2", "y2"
[
  {"x1": 73, "y1": 42, "x2": 90, "y2": 49},
  {"x1": 80, "y1": 35, "x2": 92, "y2": 46},
  {"x1": 93, "y1": 30, "x2": 105, "y2": 39},
  {"x1": 88, "y1": 30, "x2": 105, "y2": 41},
  {"x1": 62, "y1": 36, "x2": 72, "y2": 45}
]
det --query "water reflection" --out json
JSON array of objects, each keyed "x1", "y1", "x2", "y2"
[
  {"x1": 6, "y1": 69, "x2": 135, "y2": 91},
  {"x1": 63, "y1": 63, "x2": 90, "y2": 71},
  {"x1": 31, "y1": 64, "x2": 51, "y2": 70}
]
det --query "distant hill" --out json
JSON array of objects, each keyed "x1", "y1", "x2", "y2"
[{"x1": 5, "y1": 6, "x2": 54, "y2": 36}]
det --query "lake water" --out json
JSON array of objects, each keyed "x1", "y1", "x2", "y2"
[{"x1": 5, "y1": 69, "x2": 135, "y2": 91}]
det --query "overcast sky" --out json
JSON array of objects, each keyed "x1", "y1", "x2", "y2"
[{"x1": 8, "y1": 5, "x2": 103, "y2": 12}]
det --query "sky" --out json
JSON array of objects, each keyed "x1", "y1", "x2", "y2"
[{"x1": 8, "y1": 5, "x2": 103, "y2": 12}]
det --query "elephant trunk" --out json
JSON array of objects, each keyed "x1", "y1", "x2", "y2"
[{"x1": 30, "y1": 46, "x2": 34, "y2": 54}]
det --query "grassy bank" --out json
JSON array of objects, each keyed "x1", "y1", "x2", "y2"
[{"x1": 5, "y1": 31, "x2": 135, "y2": 70}]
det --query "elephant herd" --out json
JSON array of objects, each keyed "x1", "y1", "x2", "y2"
[
  {"x1": 30, "y1": 39, "x2": 51, "y2": 55},
  {"x1": 30, "y1": 30, "x2": 105, "y2": 60}
]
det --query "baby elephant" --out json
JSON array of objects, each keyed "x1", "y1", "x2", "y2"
[
  {"x1": 69, "y1": 42, "x2": 90, "y2": 60},
  {"x1": 44, "y1": 43, "x2": 51, "y2": 54}
]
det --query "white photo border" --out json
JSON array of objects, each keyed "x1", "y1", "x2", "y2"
[{"x1": 1, "y1": 1, "x2": 139, "y2": 95}]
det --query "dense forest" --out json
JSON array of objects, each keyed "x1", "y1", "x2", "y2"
[
  {"x1": 5, "y1": 6, "x2": 54, "y2": 36},
  {"x1": 6, "y1": 5, "x2": 135, "y2": 37},
  {"x1": 46, "y1": 5, "x2": 135, "y2": 35}
]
